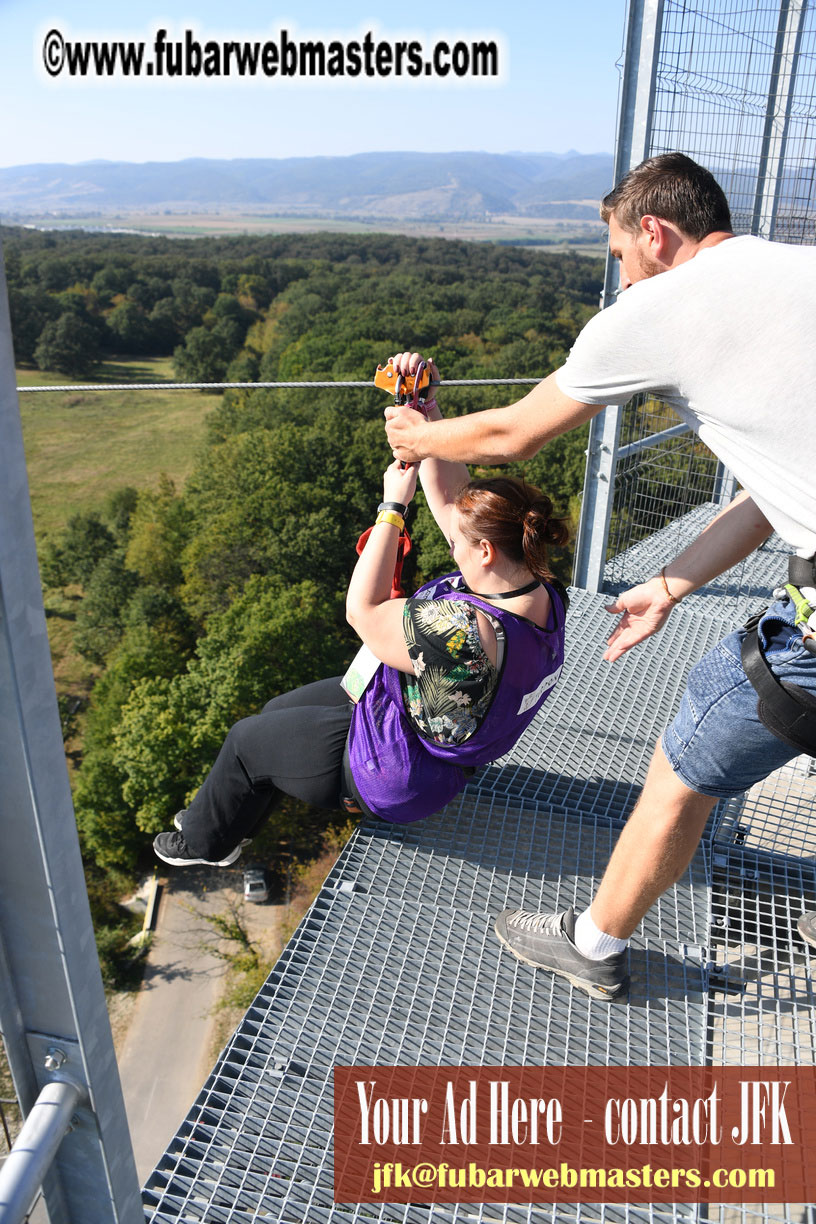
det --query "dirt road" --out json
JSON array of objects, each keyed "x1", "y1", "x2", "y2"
[
  {"x1": 116, "y1": 867, "x2": 236, "y2": 1182},
  {"x1": 116, "y1": 861, "x2": 285, "y2": 1184}
]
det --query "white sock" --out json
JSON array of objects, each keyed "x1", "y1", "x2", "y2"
[{"x1": 573, "y1": 907, "x2": 628, "y2": 961}]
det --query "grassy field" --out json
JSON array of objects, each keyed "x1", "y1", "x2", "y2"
[
  {"x1": 18, "y1": 356, "x2": 215, "y2": 760},
  {"x1": 13, "y1": 210, "x2": 608, "y2": 255},
  {"x1": 18, "y1": 355, "x2": 214, "y2": 542}
]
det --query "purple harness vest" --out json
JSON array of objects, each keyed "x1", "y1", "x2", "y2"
[{"x1": 348, "y1": 572, "x2": 565, "y2": 823}]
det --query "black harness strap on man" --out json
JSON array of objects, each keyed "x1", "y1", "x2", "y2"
[{"x1": 741, "y1": 553, "x2": 816, "y2": 755}]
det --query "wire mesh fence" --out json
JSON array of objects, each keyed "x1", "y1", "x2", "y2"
[
  {"x1": 1, "y1": 1098, "x2": 20, "y2": 1151},
  {"x1": 604, "y1": 422, "x2": 723, "y2": 589},
  {"x1": 597, "y1": 0, "x2": 816, "y2": 594},
  {"x1": 651, "y1": 0, "x2": 816, "y2": 244}
]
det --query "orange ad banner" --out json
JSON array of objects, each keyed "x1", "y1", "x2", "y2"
[{"x1": 334, "y1": 1065, "x2": 816, "y2": 1204}]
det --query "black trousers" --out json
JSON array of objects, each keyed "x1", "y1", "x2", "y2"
[{"x1": 180, "y1": 677, "x2": 353, "y2": 860}]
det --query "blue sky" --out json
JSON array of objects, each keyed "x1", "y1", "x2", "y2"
[{"x1": 1, "y1": 0, "x2": 625, "y2": 166}]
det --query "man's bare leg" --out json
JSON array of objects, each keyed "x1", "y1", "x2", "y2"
[{"x1": 589, "y1": 739, "x2": 717, "y2": 940}]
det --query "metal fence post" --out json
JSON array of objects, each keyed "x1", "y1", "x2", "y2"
[
  {"x1": 712, "y1": 461, "x2": 739, "y2": 508},
  {"x1": 573, "y1": 0, "x2": 665, "y2": 591},
  {"x1": 0, "y1": 234, "x2": 144, "y2": 1222},
  {"x1": 752, "y1": 0, "x2": 810, "y2": 241}
]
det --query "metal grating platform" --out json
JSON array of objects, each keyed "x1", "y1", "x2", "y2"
[
  {"x1": 320, "y1": 796, "x2": 708, "y2": 949},
  {"x1": 143, "y1": 796, "x2": 710, "y2": 1224},
  {"x1": 142, "y1": 517, "x2": 816, "y2": 1223},
  {"x1": 716, "y1": 758, "x2": 816, "y2": 859},
  {"x1": 709, "y1": 850, "x2": 816, "y2": 1068},
  {"x1": 481, "y1": 588, "x2": 735, "y2": 820}
]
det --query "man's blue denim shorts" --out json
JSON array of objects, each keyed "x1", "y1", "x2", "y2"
[{"x1": 662, "y1": 595, "x2": 816, "y2": 798}]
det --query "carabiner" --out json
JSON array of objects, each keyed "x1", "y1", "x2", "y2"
[{"x1": 410, "y1": 360, "x2": 427, "y2": 412}]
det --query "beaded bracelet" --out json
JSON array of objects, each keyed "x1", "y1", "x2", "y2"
[
  {"x1": 375, "y1": 510, "x2": 405, "y2": 531},
  {"x1": 659, "y1": 566, "x2": 681, "y2": 604}
]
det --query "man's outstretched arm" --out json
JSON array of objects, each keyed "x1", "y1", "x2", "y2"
[{"x1": 385, "y1": 370, "x2": 600, "y2": 464}]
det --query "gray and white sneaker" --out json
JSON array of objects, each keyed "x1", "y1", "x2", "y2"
[
  {"x1": 494, "y1": 905, "x2": 628, "y2": 1001},
  {"x1": 174, "y1": 811, "x2": 252, "y2": 848},
  {"x1": 154, "y1": 830, "x2": 241, "y2": 868}
]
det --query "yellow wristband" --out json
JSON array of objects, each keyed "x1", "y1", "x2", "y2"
[{"x1": 375, "y1": 510, "x2": 405, "y2": 531}]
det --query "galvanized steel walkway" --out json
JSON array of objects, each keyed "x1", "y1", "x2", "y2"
[{"x1": 142, "y1": 513, "x2": 816, "y2": 1224}]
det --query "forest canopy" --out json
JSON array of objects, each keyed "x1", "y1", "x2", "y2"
[{"x1": 6, "y1": 225, "x2": 602, "y2": 876}]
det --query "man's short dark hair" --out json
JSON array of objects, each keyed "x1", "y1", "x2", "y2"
[{"x1": 600, "y1": 152, "x2": 732, "y2": 241}]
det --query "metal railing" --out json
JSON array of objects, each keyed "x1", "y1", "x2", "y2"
[{"x1": 0, "y1": 1081, "x2": 85, "y2": 1224}]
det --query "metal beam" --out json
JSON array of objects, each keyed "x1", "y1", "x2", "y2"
[
  {"x1": 752, "y1": 0, "x2": 809, "y2": 241},
  {"x1": 611, "y1": 0, "x2": 666, "y2": 205},
  {"x1": 573, "y1": 0, "x2": 665, "y2": 591},
  {"x1": 0, "y1": 234, "x2": 143, "y2": 1221},
  {"x1": 712, "y1": 461, "x2": 739, "y2": 509},
  {"x1": 616, "y1": 421, "x2": 690, "y2": 460}
]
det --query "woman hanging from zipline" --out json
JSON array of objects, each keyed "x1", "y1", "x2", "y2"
[{"x1": 153, "y1": 353, "x2": 569, "y2": 867}]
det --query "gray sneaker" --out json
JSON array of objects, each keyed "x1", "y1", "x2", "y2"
[
  {"x1": 797, "y1": 912, "x2": 816, "y2": 948},
  {"x1": 154, "y1": 830, "x2": 241, "y2": 868},
  {"x1": 494, "y1": 905, "x2": 628, "y2": 1001}
]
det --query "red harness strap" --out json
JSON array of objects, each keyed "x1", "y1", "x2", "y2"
[{"x1": 355, "y1": 526, "x2": 412, "y2": 598}]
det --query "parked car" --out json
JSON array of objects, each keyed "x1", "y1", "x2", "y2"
[{"x1": 242, "y1": 867, "x2": 269, "y2": 904}]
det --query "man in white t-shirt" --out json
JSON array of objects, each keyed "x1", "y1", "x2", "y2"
[{"x1": 385, "y1": 153, "x2": 816, "y2": 1001}]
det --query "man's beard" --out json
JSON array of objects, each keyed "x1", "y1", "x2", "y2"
[{"x1": 637, "y1": 246, "x2": 664, "y2": 279}]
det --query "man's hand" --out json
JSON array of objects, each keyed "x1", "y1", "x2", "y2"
[
  {"x1": 385, "y1": 403, "x2": 429, "y2": 463},
  {"x1": 383, "y1": 351, "x2": 439, "y2": 462},
  {"x1": 603, "y1": 578, "x2": 676, "y2": 662},
  {"x1": 603, "y1": 494, "x2": 772, "y2": 662}
]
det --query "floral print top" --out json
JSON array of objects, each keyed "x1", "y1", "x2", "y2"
[{"x1": 401, "y1": 598, "x2": 500, "y2": 745}]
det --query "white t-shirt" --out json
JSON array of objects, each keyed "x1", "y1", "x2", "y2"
[{"x1": 555, "y1": 235, "x2": 816, "y2": 556}]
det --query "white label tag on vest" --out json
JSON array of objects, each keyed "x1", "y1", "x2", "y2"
[
  {"x1": 517, "y1": 664, "x2": 562, "y2": 715},
  {"x1": 341, "y1": 643, "x2": 382, "y2": 703}
]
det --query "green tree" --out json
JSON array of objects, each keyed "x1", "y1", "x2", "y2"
[
  {"x1": 170, "y1": 279, "x2": 215, "y2": 331},
  {"x1": 178, "y1": 411, "x2": 386, "y2": 622},
  {"x1": 123, "y1": 586, "x2": 195, "y2": 651},
  {"x1": 40, "y1": 511, "x2": 117, "y2": 588},
  {"x1": 236, "y1": 273, "x2": 272, "y2": 311},
  {"x1": 113, "y1": 576, "x2": 348, "y2": 832},
  {"x1": 148, "y1": 298, "x2": 182, "y2": 353},
  {"x1": 8, "y1": 286, "x2": 59, "y2": 364},
  {"x1": 226, "y1": 349, "x2": 260, "y2": 384},
  {"x1": 73, "y1": 622, "x2": 194, "y2": 870},
  {"x1": 73, "y1": 553, "x2": 141, "y2": 664},
  {"x1": 91, "y1": 263, "x2": 134, "y2": 304},
  {"x1": 34, "y1": 311, "x2": 101, "y2": 376},
  {"x1": 173, "y1": 325, "x2": 233, "y2": 387},
  {"x1": 125, "y1": 476, "x2": 188, "y2": 590},
  {"x1": 102, "y1": 486, "x2": 140, "y2": 545},
  {"x1": 106, "y1": 299, "x2": 154, "y2": 354}
]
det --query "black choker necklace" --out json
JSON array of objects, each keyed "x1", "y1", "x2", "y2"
[{"x1": 465, "y1": 578, "x2": 540, "y2": 601}]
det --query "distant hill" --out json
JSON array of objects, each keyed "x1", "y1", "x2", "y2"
[{"x1": 0, "y1": 152, "x2": 613, "y2": 220}]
